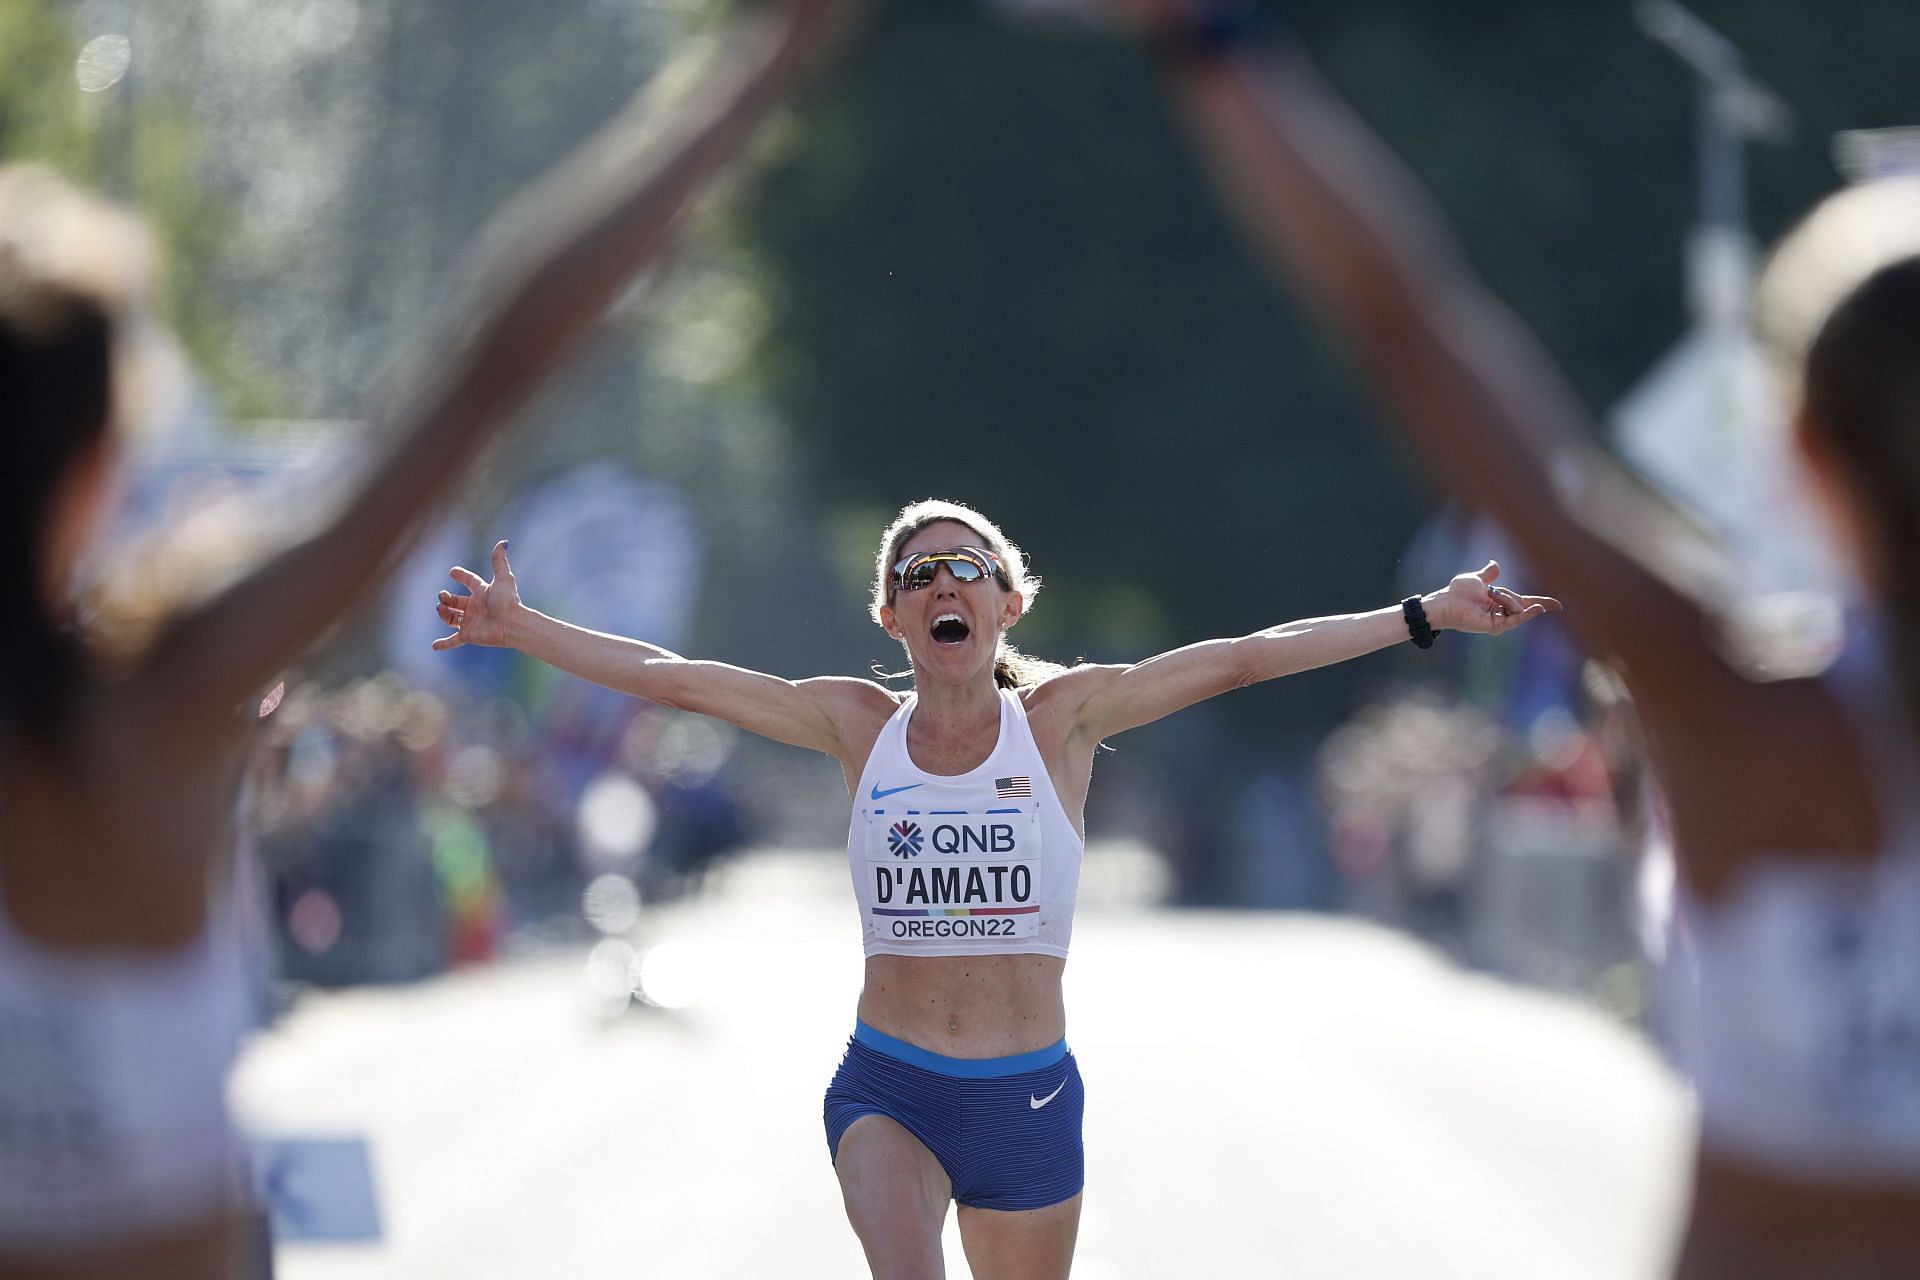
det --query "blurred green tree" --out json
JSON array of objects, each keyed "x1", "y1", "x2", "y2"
[
  {"x1": 0, "y1": 0, "x2": 275, "y2": 415},
  {"x1": 742, "y1": 0, "x2": 1919, "y2": 719}
]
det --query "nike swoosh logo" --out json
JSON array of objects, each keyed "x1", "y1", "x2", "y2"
[
  {"x1": 1030, "y1": 1080, "x2": 1067, "y2": 1110},
  {"x1": 870, "y1": 783, "x2": 924, "y2": 800}
]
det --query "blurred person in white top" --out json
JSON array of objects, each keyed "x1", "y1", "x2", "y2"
[
  {"x1": 0, "y1": 4, "x2": 859, "y2": 1276},
  {"x1": 1057, "y1": 0, "x2": 1920, "y2": 1274}
]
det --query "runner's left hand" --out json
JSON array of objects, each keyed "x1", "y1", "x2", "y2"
[{"x1": 1423, "y1": 561, "x2": 1561, "y2": 636}]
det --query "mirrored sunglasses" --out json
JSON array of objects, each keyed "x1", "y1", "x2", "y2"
[{"x1": 890, "y1": 547, "x2": 1007, "y2": 592}]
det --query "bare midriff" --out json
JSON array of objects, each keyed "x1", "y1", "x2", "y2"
[
  {"x1": 1676, "y1": 1148, "x2": 1920, "y2": 1280},
  {"x1": 856, "y1": 952, "x2": 1067, "y2": 1059}
]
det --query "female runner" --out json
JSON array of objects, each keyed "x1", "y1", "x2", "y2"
[
  {"x1": 1097, "y1": 2, "x2": 1920, "y2": 1274},
  {"x1": 0, "y1": 5, "x2": 856, "y2": 1276},
  {"x1": 432, "y1": 496, "x2": 1556, "y2": 1278}
]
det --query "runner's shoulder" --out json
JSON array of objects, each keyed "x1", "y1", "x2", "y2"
[
  {"x1": 800, "y1": 674, "x2": 904, "y2": 721},
  {"x1": 1020, "y1": 662, "x2": 1123, "y2": 713}
]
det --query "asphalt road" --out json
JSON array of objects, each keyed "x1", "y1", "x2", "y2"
[{"x1": 232, "y1": 847, "x2": 1693, "y2": 1279}]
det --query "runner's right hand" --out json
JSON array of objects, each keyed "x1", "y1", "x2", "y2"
[{"x1": 434, "y1": 540, "x2": 518, "y2": 651}]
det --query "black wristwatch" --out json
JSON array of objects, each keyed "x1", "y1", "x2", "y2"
[{"x1": 1401, "y1": 596, "x2": 1437, "y2": 649}]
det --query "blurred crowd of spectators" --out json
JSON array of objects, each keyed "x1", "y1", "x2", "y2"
[
  {"x1": 241, "y1": 673, "x2": 752, "y2": 990},
  {"x1": 1317, "y1": 662, "x2": 1651, "y2": 1013}
]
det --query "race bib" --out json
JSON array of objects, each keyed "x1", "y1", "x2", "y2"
[{"x1": 863, "y1": 802, "x2": 1042, "y2": 943}]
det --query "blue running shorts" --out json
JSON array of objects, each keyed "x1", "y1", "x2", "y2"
[{"x1": 823, "y1": 1020, "x2": 1085, "y2": 1212}]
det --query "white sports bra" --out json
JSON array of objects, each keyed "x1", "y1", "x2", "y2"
[
  {"x1": 1663, "y1": 617, "x2": 1920, "y2": 1181},
  {"x1": 0, "y1": 858, "x2": 248, "y2": 1257},
  {"x1": 847, "y1": 688, "x2": 1084, "y2": 959}
]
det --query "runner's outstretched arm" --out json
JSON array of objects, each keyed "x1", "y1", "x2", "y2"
[
  {"x1": 435, "y1": 541, "x2": 889, "y2": 759},
  {"x1": 439, "y1": 543, "x2": 1555, "y2": 754},
  {"x1": 1056, "y1": 560, "x2": 1557, "y2": 742}
]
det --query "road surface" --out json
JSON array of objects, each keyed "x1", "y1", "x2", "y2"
[{"x1": 232, "y1": 846, "x2": 1692, "y2": 1279}]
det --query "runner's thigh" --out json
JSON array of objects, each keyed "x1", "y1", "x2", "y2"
[
  {"x1": 836, "y1": 1115, "x2": 952, "y2": 1279},
  {"x1": 956, "y1": 1192, "x2": 1082, "y2": 1280}
]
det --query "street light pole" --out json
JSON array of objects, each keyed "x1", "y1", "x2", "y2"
[{"x1": 1632, "y1": 0, "x2": 1794, "y2": 328}]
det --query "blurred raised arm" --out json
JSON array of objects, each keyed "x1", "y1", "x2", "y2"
[
  {"x1": 1129, "y1": 9, "x2": 1746, "y2": 737},
  {"x1": 141, "y1": 0, "x2": 861, "y2": 734}
]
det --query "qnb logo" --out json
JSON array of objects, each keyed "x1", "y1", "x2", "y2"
[
  {"x1": 886, "y1": 821, "x2": 924, "y2": 858},
  {"x1": 931, "y1": 823, "x2": 1017, "y2": 855}
]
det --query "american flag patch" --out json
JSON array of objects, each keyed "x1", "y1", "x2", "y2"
[{"x1": 994, "y1": 776, "x2": 1032, "y2": 798}]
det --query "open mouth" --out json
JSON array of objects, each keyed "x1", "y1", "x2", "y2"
[{"x1": 931, "y1": 613, "x2": 970, "y2": 646}]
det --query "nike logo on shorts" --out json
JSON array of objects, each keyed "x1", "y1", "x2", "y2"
[
  {"x1": 1030, "y1": 1080, "x2": 1067, "y2": 1110},
  {"x1": 870, "y1": 782, "x2": 924, "y2": 800}
]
